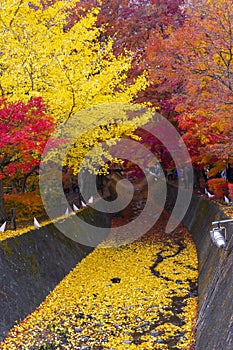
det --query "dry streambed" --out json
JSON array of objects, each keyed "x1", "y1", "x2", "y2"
[{"x1": 0, "y1": 204, "x2": 198, "y2": 350}]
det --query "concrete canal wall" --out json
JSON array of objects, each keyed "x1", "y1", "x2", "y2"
[
  {"x1": 0, "y1": 207, "x2": 111, "y2": 341},
  {"x1": 166, "y1": 185, "x2": 233, "y2": 350}
]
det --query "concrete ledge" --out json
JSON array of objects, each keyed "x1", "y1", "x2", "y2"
[
  {"x1": 0, "y1": 207, "x2": 111, "y2": 341},
  {"x1": 166, "y1": 185, "x2": 233, "y2": 350}
]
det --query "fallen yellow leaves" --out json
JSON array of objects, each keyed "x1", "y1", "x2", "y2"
[{"x1": 0, "y1": 225, "x2": 198, "y2": 349}]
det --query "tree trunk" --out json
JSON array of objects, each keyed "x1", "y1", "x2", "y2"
[
  {"x1": 21, "y1": 174, "x2": 27, "y2": 193},
  {"x1": 21, "y1": 166, "x2": 39, "y2": 193},
  {"x1": 0, "y1": 179, "x2": 6, "y2": 222}
]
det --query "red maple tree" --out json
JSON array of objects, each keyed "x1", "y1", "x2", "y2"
[{"x1": 0, "y1": 97, "x2": 55, "y2": 221}]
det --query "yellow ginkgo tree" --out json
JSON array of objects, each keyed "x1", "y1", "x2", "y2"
[
  {"x1": 0, "y1": 0, "x2": 152, "y2": 177},
  {"x1": 0, "y1": 0, "x2": 148, "y2": 122}
]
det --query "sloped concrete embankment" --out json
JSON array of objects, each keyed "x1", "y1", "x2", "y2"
[
  {"x1": 166, "y1": 185, "x2": 233, "y2": 350},
  {"x1": 0, "y1": 207, "x2": 111, "y2": 341}
]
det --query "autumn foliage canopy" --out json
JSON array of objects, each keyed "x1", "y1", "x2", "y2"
[{"x1": 0, "y1": 0, "x2": 232, "y2": 220}]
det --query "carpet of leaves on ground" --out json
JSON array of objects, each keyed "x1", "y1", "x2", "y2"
[{"x1": 0, "y1": 203, "x2": 198, "y2": 350}]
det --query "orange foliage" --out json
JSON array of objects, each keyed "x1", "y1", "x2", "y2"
[
  {"x1": 4, "y1": 192, "x2": 45, "y2": 221},
  {"x1": 228, "y1": 183, "x2": 233, "y2": 202},
  {"x1": 146, "y1": 0, "x2": 233, "y2": 169},
  {"x1": 207, "y1": 178, "x2": 228, "y2": 199}
]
